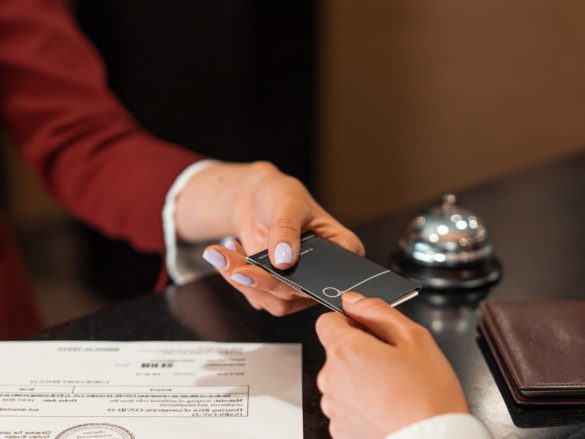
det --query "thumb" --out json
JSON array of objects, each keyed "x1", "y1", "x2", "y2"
[
  {"x1": 268, "y1": 201, "x2": 308, "y2": 269},
  {"x1": 341, "y1": 292, "x2": 417, "y2": 345}
]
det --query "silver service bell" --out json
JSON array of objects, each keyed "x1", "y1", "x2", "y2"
[{"x1": 389, "y1": 194, "x2": 501, "y2": 290}]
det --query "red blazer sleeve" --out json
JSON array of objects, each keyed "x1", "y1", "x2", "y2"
[{"x1": 0, "y1": 0, "x2": 204, "y2": 253}]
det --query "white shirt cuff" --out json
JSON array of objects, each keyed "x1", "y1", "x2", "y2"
[
  {"x1": 385, "y1": 414, "x2": 492, "y2": 439},
  {"x1": 162, "y1": 159, "x2": 218, "y2": 285}
]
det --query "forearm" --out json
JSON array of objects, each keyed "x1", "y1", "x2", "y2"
[{"x1": 0, "y1": 0, "x2": 203, "y2": 252}]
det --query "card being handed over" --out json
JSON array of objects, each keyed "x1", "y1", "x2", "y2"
[{"x1": 246, "y1": 232, "x2": 420, "y2": 313}]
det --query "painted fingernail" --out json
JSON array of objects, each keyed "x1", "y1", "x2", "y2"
[
  {"x1": 342, "y1": 291, "x2": 365, "y2": 304},
  {"x1": 275, "y1": 242, "x2": 293, "y2": 265},
  {"x1": 224, "y1": 240, "x2": 237, "y2": 251},
  {"x1": 231, "y1": 273, "x2": 254, "y2": 286},
  {"x1": 202, "y1": 249, "x2": 227, "y2": 269}
]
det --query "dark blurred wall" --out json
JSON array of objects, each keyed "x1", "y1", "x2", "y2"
[
  {"x1": 76, "y1": 1, "x2": 316, "y2": 180},
  {"x1": 74, "y1": 1, "x2": 318, "y2": 298}
]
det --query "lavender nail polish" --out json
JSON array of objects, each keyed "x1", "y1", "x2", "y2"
[
  {"x1": 224, "y1": 240, "x2": 237, "y2": 251},
  {"x1": 275, "y1": 242, "x2": 293, "y2": 265},
  {"x1": 202, "y1": 249, "x2": 227, "y2": 269},
  {"x1": 231, "y1": 273, "x2": 254, "y2": 286}
]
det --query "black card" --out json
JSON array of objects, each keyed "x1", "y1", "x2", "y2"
[{"x1": 246, "y1": 232, "x2": 420, "y2": 313}]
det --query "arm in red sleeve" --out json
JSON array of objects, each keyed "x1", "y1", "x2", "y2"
[{"x1": 0, "y1": 0, "x2": 204, "y2": 253}]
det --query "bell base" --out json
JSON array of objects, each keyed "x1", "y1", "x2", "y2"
[{"x1": 388, "y1": 251, "x2": 502, "y2": 291}]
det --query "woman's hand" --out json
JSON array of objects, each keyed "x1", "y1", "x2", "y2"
[
  {"x1": 315, "y1": 292, "x2": 469, "y2": 439},
  {"x1": 174, "y1": 161, "x2": 364, "y2": 316}
]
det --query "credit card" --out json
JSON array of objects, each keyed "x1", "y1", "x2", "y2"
[{"x1": 246, "y1": 232, "x2": 420, "y2": 313}]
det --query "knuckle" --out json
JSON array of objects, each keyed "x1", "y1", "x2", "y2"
[
  {"x1": 248, "y1": 300, "x2": 262, "y2": 311},
  {"x1": 263, "y1": 277, "x2": 282, "y2": 293},
  {"x1": 275, "y1": 289, "x2": 299, "y2": 303},
  {"x1": 316, "y1": 369, "x2": 328, "y2": 393},
  {"x1": 315, "y1": 314, "x2": 331, "y2": 334},
  {"x1": 359, "y1": 297, "x2": 388, "y2": 313},
  {"x1": 315, "y1": 312, "x2": 341, "y2": 338},
  {"x1": 327, "y1": 339, "x2": 349, "y2": 360},
  {"x1": 278, "y1": 291, "x2": 300, "y2": 301},
  {"x1": 356, "y1": 297, "x2": 403, "y2": 323},
  {"x1": 406, "y1": 322, "x2": 431, "y2": 342},
  {"x1": 240, "y1": 292, "x2": 262, "y2": 310},
  {"x1": 274, "y1": 219, "x2": 300, "y2": 235},
  {"x1": 267, "y1": 301, "x2": 289, "y2": 317},
  {"x1": 283, "y1": 174, "x2": 305, "y2": 190},
  {"x1": 369, "y1": 297, "x2": 389, "y2": 308},
  {"x1": 320, "y1": 395, "x2": 333, "y2": 418},
  {"x1": 251, "y1": 160, "x2": 278, "y2": 175},
  {"x1": 329, "y1": 422, "x2": 341, "y2": 439}
]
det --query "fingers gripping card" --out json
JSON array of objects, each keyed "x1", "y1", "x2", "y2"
[{"x1": 246, "y1": 232, "x2": 420, "y2": 313}]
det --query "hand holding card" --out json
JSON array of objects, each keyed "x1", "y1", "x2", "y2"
[{"x1": 247, "y1": 232, "x2": 420, "y2": 313}]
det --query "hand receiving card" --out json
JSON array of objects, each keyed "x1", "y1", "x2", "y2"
[{"x1": 247, "y1": 232, "x2": 420, "y2": 313}]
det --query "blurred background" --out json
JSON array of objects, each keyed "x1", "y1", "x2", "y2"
[{"x1": 2, "y1": 0, "x2": 585, "y2": 327}]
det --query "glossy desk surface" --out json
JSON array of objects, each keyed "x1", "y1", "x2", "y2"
[{"x1": 36, "y1": 152, "x2": 585, "y2": 438}]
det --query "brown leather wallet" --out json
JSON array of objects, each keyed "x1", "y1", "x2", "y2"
[{"x1": 478, "y1": 300, "x2": 585, "y2": 406}]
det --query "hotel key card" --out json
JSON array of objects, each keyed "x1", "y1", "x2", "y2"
[{"x1": 247, "y1": 232, "x2": 420, "y2": 313}]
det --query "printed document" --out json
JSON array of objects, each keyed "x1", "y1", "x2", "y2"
[{"x1": 0, "y1": 341, "x2": 302, "y2": 439}]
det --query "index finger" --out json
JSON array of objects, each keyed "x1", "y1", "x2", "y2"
[{"x1": 315, "y1": 312, "x2": 354, "y2": 347}]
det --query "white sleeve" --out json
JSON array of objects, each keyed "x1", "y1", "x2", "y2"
[
  {"x1": 386, "y1": 414, "x2": 492, "y2": 439},
  {"x1": 162, "y1": 159, "x2": 220, "y2": 285}
]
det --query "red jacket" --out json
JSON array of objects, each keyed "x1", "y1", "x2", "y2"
[{"x1": 0, "y1": 0, "x2": 204, "y2": 339}]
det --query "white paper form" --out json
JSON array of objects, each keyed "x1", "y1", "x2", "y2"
[{"x1": 0, "y1": 341, "x2": 302, "y2": 439}]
